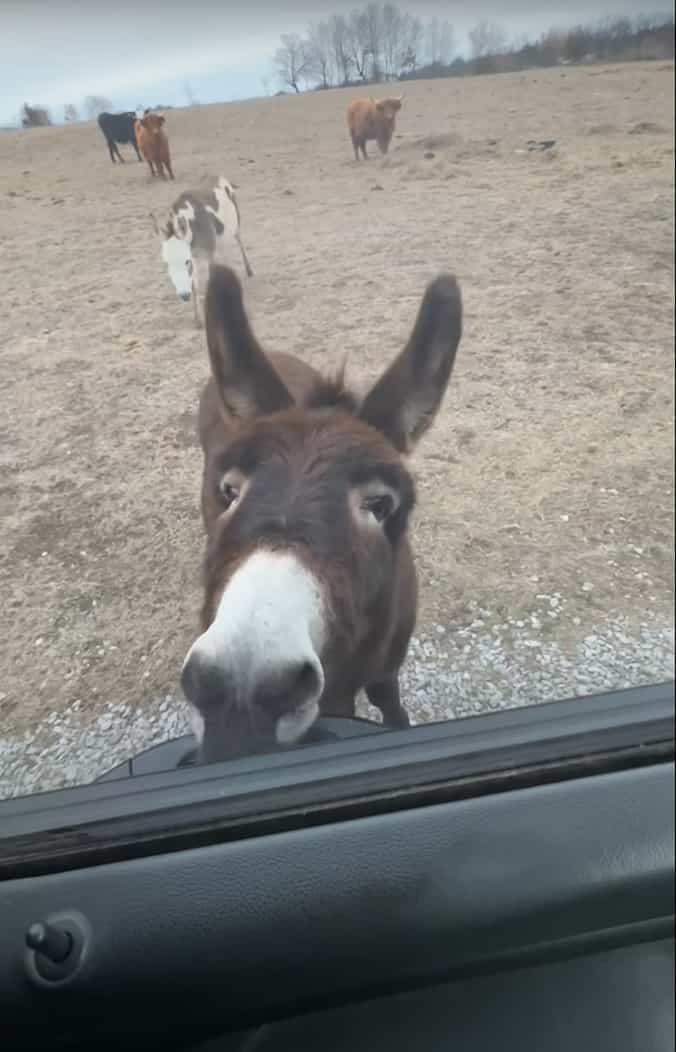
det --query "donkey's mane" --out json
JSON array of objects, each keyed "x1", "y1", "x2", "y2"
[{"x1": 305, "y1": 368, "x2": 359, "y2": 414}]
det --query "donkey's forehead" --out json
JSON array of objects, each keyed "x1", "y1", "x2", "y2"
[{"x1": 217, "y1": 409, "x2": 406, "y2": 475}]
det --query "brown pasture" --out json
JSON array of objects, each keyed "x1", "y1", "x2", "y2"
[{"x1": 1, "y1": 62, "x2": 673, "y2": 740}]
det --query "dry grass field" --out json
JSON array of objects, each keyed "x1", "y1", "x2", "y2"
[{"x1": 1, "y1": 61, "x2": 673, "y2": 771}]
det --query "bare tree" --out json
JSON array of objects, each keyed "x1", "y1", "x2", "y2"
[
  {"x1": 183, "y1": 80, "x2": 199, "y2": 106},
  {"x1": 347, "y1": 7, "x2": 372, "y2": 82},
  {"x1": 83, "y1": 95, "x2": 113, "y2": 119},
  {"x1": 329, "y1": 13, "x2": 353, "y2": 85},
  {"x1": 64, "y1": 103, "x2": 79, "y2": 122},
  {"x1": 438, "y1": 19, "x2": 454, "y2": 64},
  {"x1": 469, "y1": 20, "x2": 507, "y2": 59},
  {"x1": 398, "y1": 11, "x2": 423, "y2": 76},
  {"x1": 306, "y1": 21, "x2": 335, "y2": 89},
  {"x1": 380, "y1": 2, "x2": 402, "y2": 79},
  {"x1": 425, "y1": 16, "x2": 454, "y2": 65},
  {"x1": 274, "y1": 33, "x2": 311, "y2": 93},
  {"x1": 269, "y1": 7, "x2": 673, "y2": 91},
  {"x1": 273, "y1": 34, "x2": 311, "y2": 94},
  {"x1": 21, "y1": 103, "x2": 51, "y2": 127},
  {"x1": 364, "y1": 2, "x2": 384, "y2": 80},
  {"x1": 425, "y1": 16, "x2": 440, "y2": 64}
]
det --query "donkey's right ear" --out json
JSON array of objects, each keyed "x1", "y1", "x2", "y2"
[
  {"x1": 205, "y1": 264, "x2": 294, "y2": 420},
  {"x1": 360, "y1": 274, "x2": 462, "y2": 453}
]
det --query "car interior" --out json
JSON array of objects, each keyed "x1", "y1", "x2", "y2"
[{"x1": 1, "y1": 681, "x2": 673, "y2": 1051}]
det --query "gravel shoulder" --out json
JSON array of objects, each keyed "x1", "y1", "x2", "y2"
[{"x1": 1, "y1": 600, "x2": 672, "y2": 798}]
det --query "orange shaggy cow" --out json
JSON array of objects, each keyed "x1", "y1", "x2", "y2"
[
  {"x1": 134, "y1": 112, "x2": 174, "y2": 180},
  {"x1": 346, "y1": 96, "x2": 404, "y2": 161}
]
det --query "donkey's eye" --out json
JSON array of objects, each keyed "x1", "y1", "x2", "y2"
[
  {"x1": 218, "y1": 480, "x2": 240, "y2": 510},
  {"x1": 362, "y1": 494, "x2": 394, "y2": 523},
  {"x1": 218, "y1": 469, "x2": 246, "y2": 512},
  {"x1": 186, "y1": 260, "x2": 194, "y2": 275}
]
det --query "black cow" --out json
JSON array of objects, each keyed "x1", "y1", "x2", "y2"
[{"x1": 97, "y1": 111, "x2": 142, "y2": 164}]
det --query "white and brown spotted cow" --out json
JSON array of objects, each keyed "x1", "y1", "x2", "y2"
[{"x1": 151, "y1": 176, "x2": 253, "y2": 328}]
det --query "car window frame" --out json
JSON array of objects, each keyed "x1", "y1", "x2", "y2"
[{"x1": 0, "y1": 682, "x2": 673, "y2": 879}]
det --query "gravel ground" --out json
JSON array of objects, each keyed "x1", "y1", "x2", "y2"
[{"x1": 1, "y1": 597, "x2": 672, "y2": 799}]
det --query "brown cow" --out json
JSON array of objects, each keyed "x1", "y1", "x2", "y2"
[
  {"x1": 134, "y1": 112, "x2": 174, "y2": 180},
  {"x1": 346, "y1": 95, "x2": 404, "y2": 160},
  {"x1": 180, "y1": 263, "x2": 463, "y2": 764}
]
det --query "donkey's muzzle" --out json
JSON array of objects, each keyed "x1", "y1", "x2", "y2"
[
  {"x1": 181, "y1": 550, "x2": 327, "y2": 753},
  {"x1": 181, "y1": 649, "x2": 323, "y2": 734}
]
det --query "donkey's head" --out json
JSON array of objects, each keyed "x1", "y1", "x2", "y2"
[
  {"x1": 181, "y1": 265, "x2": 462, "y2": 762},
  {"x1": 150, "y1": 211, "x2": 194, "y2": 302}
]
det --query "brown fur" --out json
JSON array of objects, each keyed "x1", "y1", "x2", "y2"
[
  {"x1": 186, "y1": 263, "x2": 462, "y2": 763},
  {"x1": 346, "y1": 96, "x2": 403, "y2": 161},
  {"x1": 134, "y1": 113, "x2": 174, "y2": 180}
]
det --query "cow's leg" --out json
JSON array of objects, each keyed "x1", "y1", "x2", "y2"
[
  {"x1": 107, "y1": 138, "x2": 119, "y2": 163},
  {"x1": 351, "y1": 134, "x2": 360, "y2": 161},
  {"x1": 147, "y1": 160, "x2": 156, "y2": 177},
  {"x1": 366, "y1": 676, "x2": 410, "y2": 729},
  {"x1": 157, "y1": 161, "x2": 167, "y2": 180},
  {"x1": 361, "y1": 142, "x2": 368, "y2": 160},
  {"x1": 236, "y1": 233, "x2": 253, "y2": 277},
  {"x1": 133, "y1": 140, "x2": 142, "y2": 162},
  {"x1": 165, "y1": 156, "x2": 175, "y2": 181},
  {"x1": 113, "y1": 142, "x2": 124, "y2": 163}
]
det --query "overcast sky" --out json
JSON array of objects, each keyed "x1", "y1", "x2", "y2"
[{"x1": 0, "y1": 1, "x2": 665, "y2": 124}]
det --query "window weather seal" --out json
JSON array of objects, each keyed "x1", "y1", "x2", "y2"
[{"x1": 0, "y1": 682, "x2": 672, "y2": 879}]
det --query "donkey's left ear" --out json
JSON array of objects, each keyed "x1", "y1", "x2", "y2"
[
  {"x1": 359, "y1": 274, "x2": 462, "y2": 454},
  {"x1": 205, "y1": 264, "x2": 294, "y2": 420}
]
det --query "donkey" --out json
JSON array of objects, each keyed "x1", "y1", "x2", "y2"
[
  {"x1": 180, "y1": 264, "x2": 463, "y2": 763},
  {"x1": 151, "y1": 176, "x2": 253, "y2": 329}
]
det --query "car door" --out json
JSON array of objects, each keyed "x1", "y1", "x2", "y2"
[{"x1": 1, "y1": 682, "x2": 673, "y2": 1051}]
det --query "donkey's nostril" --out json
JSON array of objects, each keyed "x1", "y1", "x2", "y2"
[
  {"x1": 181, "y1": 650, "x2": 227, "y2": 707},
  {"x1": 295, "y1": 661, "x2": 319, "y2": 696},
  {"x1": 253, "y1": 657, "x2": 323, "y2": 719},
  {"x1": 284, "y1": 658, "x2": 323, "y2": 708}
]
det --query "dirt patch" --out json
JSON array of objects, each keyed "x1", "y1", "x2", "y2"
[
  {"x1": 413, "y1": 131, "x2": 464, "y2": 151},
  {"x1": 587, "y1": 123, "x2": 619, "y2": 135},
  {"x1": 629, "y1": 120, "x2": 668, "y2": 134},
  {"x1": 1, "y1": 61, "x2": 673, "y2": 761}
]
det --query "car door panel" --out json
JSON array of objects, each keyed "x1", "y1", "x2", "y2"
[{"x1": 1, "y1": 761, "x2": 673, "y2": 1050}]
